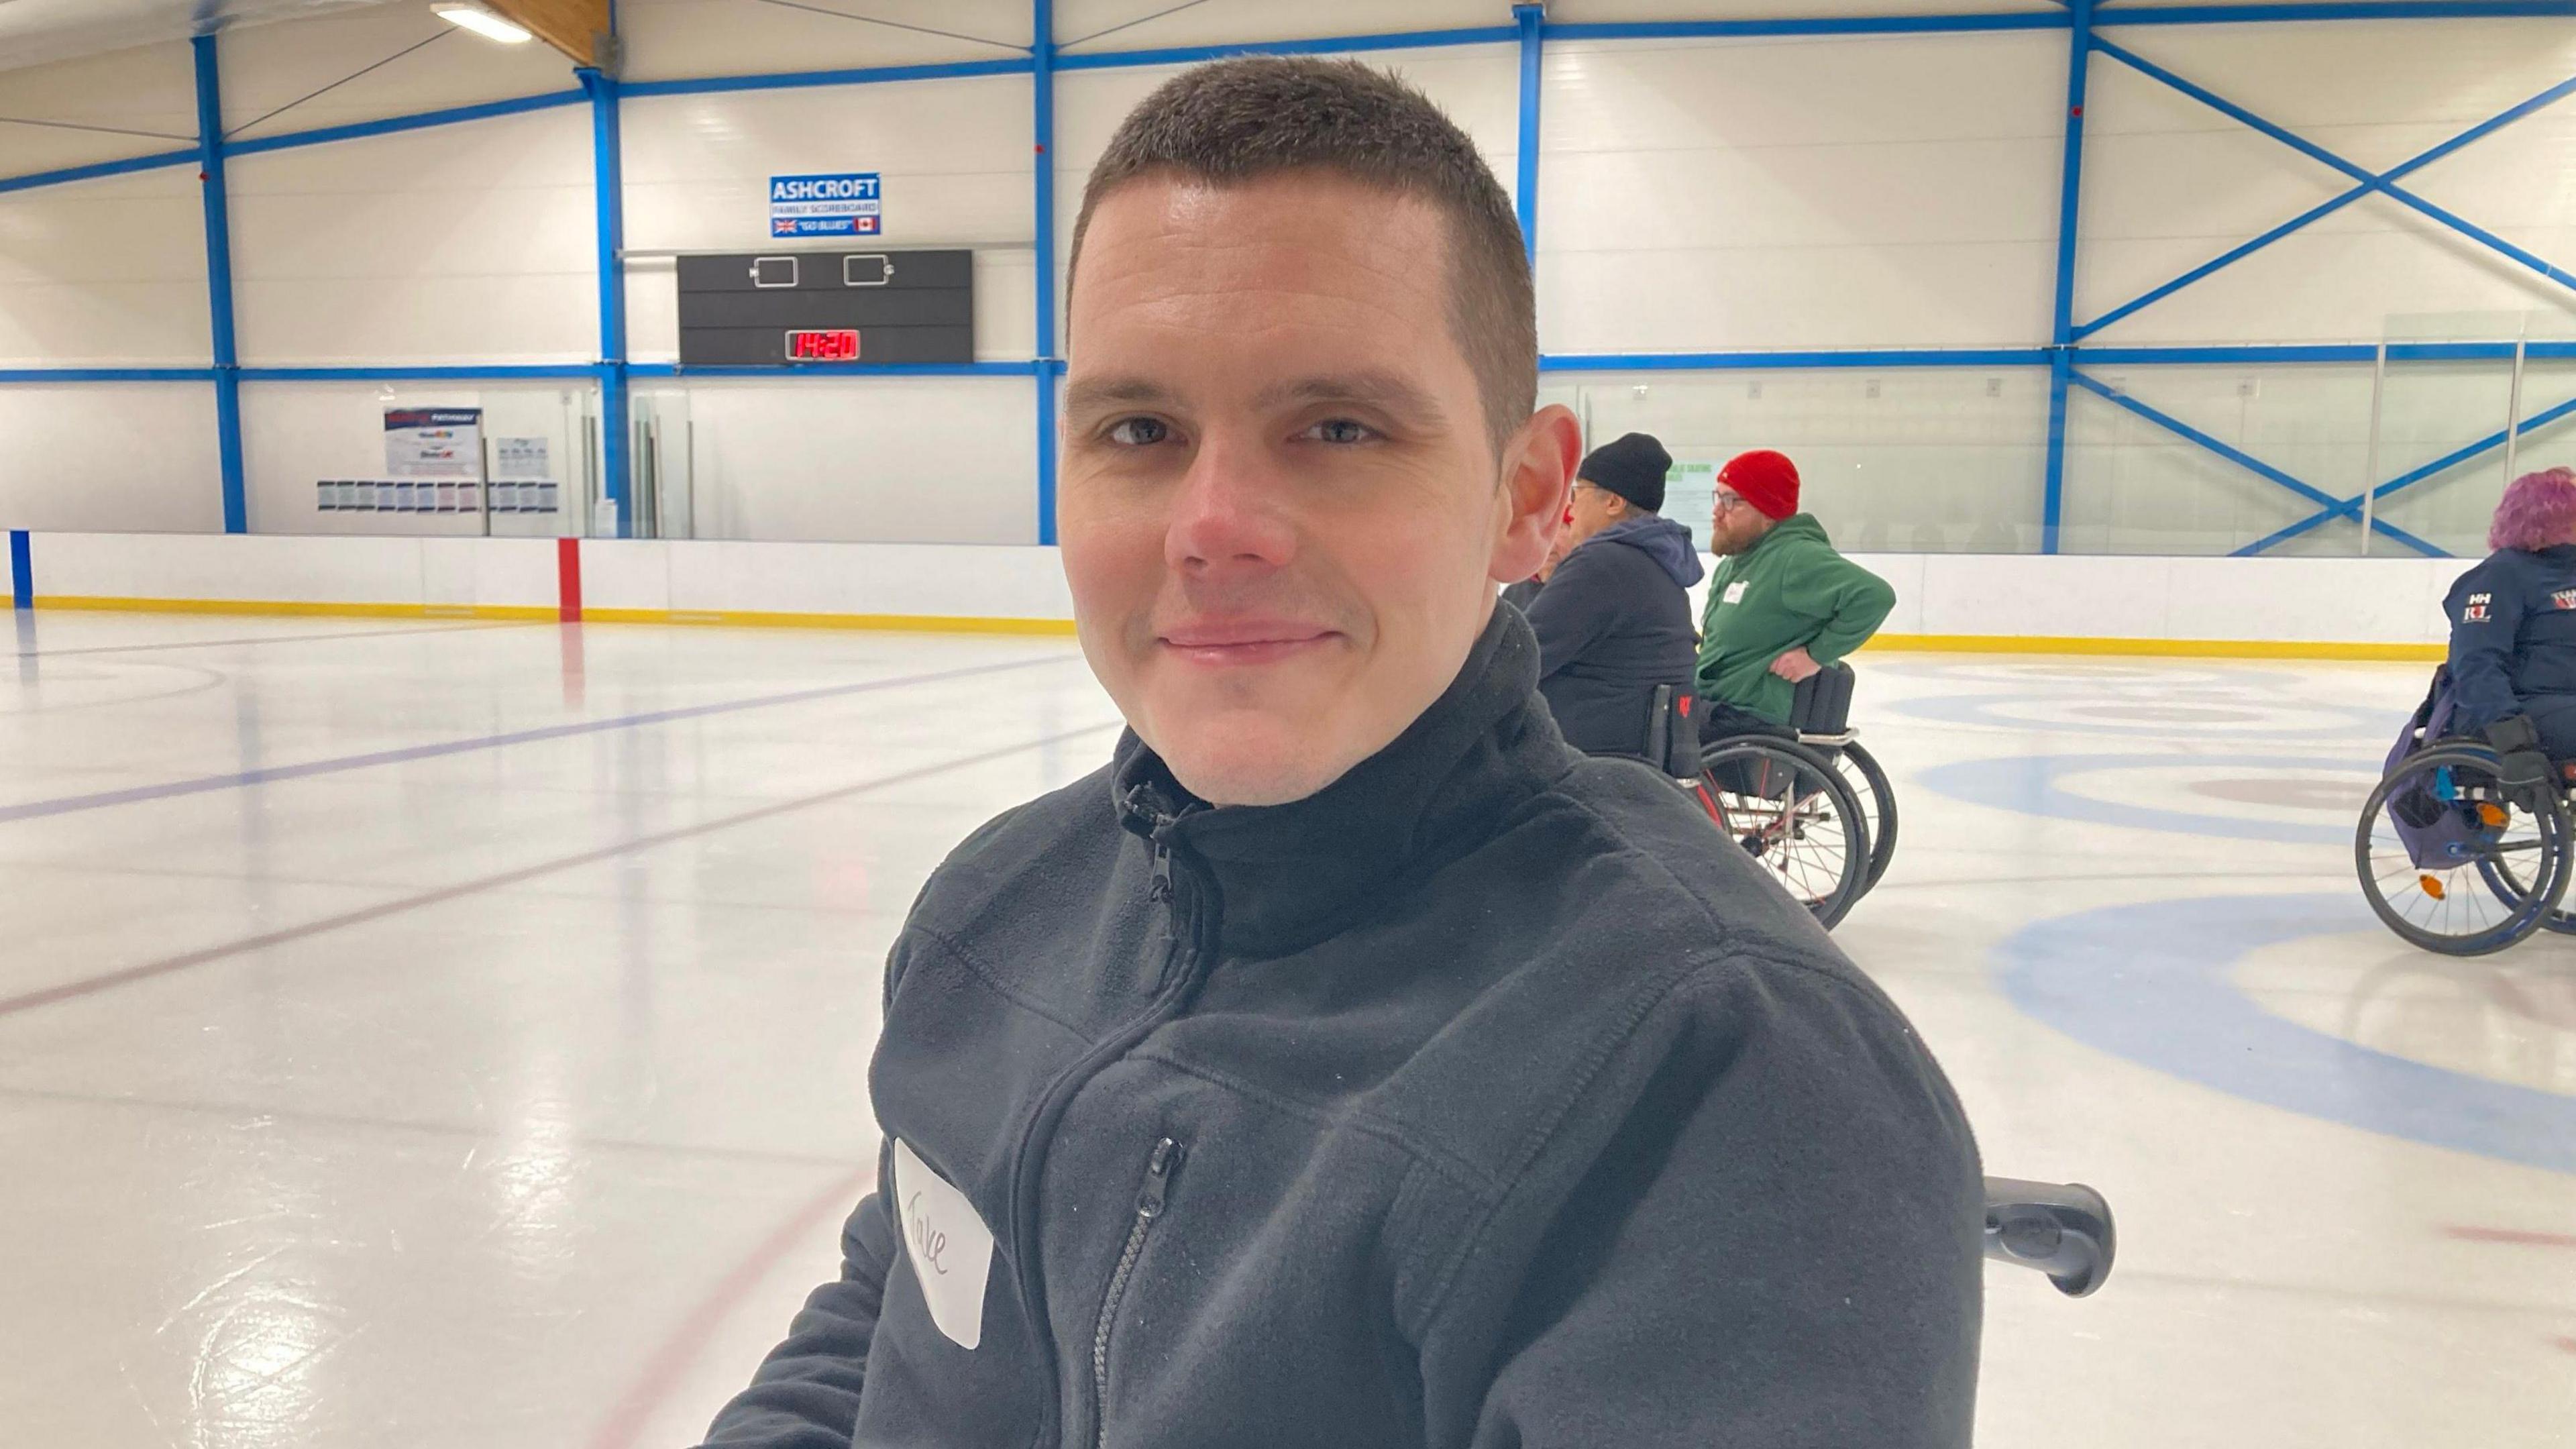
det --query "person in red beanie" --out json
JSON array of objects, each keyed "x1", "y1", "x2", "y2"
[{"x1": 1693, "y1": 448, "x2": 1895, "y2": 735}]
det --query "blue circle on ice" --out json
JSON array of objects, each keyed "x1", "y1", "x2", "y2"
[{"x1": 1996, "y1": 893, "x2": 2576, "y2": 1175}]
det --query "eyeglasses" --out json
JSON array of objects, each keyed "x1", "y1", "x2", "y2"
[{"x1": 1712, "y1": 492, "x2": 1751, "y2": 513}]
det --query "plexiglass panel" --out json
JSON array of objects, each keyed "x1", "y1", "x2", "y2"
[{"x1": 1566, "y1": 368, "x2": 2049, "y2": 554}]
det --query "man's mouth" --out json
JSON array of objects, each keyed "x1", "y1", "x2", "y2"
[{"x1": 1156, "y1": 620, "x2": 1338, "y2": 667}]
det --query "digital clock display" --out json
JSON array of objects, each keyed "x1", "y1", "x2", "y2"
[{"x1": 785, "y1": 328, "x2": 861, "y2": 361}]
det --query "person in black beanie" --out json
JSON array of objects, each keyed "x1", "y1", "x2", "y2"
[{"x1": 1522, "y1": 431, "x2": 1707, "y2": 763}]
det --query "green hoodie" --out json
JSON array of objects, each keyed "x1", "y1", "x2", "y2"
[{"x1": 1695, "y1": 513, "x2": 1896, "y2": 724}]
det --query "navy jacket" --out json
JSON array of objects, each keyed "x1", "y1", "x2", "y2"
[
  {"x1": 2443, "y1": 544, "x2": 2576, "y2": 740},
  {"x1": 696, "y1": 608, "x2": 1983, "y2": 1449},
  {"x1": 1523, "y1": 514, "x2": 1705, "y2": 759}
]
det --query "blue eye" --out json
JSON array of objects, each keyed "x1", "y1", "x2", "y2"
[
  {"x1": 1108, "y1": 417, "x2": 1169, "y2": 446},
  {"x1": 1303, "y1": 419, "x2": 1375, "y2": 445}
]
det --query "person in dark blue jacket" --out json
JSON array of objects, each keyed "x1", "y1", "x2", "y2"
[
  {"x1": 1522, "y1": 431, "x2": 1706, "y2": 763},
  {"x1": 2445, "y1": 466, "x2": 2576, "y2": 777}
]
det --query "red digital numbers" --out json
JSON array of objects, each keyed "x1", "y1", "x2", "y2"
[{"x1": 786, "y1": 329, "x2": 860, "y2": 361}]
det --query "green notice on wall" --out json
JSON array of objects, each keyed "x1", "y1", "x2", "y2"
[{"x1": 1665, "y1": 459, "x2": 1718, "y2": 535}]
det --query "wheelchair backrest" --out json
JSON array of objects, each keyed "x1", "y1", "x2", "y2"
[
  {"x1": 1646, "y1": 684, "x2": 1703, "y2": 780},
  {"x1": 1790, "y1": 663, "x2": 1856, "y2": 735}
]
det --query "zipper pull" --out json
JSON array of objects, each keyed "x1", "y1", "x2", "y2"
[
  {"x1": 1138, "y1": 1138, "x2": 1179, "y2": 1220},
  {"x1": 1148, "y1": 845, "x2": 1174, "y2": 904}
]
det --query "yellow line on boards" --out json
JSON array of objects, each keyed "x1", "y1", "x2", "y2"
[
  {"x1": 578, "y1": 607, "x2": 1081, "y2": 635},
  {"x1": 25, "y1": 597, "x2": 2436, "y2": 658},
  {"x1": 28, "y1": 595, "x2": 1081, "y2": 636},
  {"x1": 1861, "y1": 633, "x2": 2445, "y2": 662}
]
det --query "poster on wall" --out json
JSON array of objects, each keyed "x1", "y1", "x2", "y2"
[
  {"x1": 1665, "y1": 459, "x2": 1719, "y2": 530},
  {"x1": 769, "y1": 172, "x2": 881, "y2": 237},
  {"x1": 384, "y1": 408, "x2": 484, "y2": 480},
  {"x1": 494, "y1": 436, "x2": 551, "y2": 480}
]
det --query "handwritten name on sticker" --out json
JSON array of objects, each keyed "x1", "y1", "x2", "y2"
[{"x1": 892, "y1": 1138, "x2": 996, "y2": 1350}]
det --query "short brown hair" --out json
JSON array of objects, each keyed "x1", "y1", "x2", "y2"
[{"x1": 1066, "y1": 56, "x2": 1538, "y2": 455}]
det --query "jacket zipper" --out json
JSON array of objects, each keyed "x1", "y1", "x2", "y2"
[
  {"x1": 1089, "y1": 1136, "x2": 1181, "y2": 1449},
  {"x1": 1004, "y1": 793, "x2": 1212, "y2": 1449}
]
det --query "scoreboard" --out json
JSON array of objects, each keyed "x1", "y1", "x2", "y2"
[{"x1": 675, "y1": 249, "x2": 974, "y2": 366}]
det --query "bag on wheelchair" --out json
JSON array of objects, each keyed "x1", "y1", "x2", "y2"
[{"x1": 2381, "y1": 667, "x2": 2493, "y2": 869}]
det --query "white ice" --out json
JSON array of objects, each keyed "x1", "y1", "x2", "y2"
[{"x1": 1, "y1": 614, "x2": 2569, "y2": 1448}]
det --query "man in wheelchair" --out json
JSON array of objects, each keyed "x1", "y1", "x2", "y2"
[
  {"x1": 1521, "y1": 431, "x2": 1705, "y2": 764},
  {"x1": 1693, "y1": 448, "x2": 1896, "y2": 742}
]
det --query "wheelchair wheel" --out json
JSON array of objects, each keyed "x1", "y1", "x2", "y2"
[
  {"x1": 1695, "y1": 738, "x2": 1868, "y2": 928},
  {"x1": 2355, "y1": 745, "x2": 2573, "y2": 956},
  {"x1": 1834, "y1": 740, "x2": 1898, "y2": 896}
]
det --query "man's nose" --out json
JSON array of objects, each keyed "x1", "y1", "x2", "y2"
[{"x1": 1165, "y1": 431, "x2": 1296, "y2": 579}]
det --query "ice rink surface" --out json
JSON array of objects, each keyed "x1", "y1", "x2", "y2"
[{"x1": 1, "y1": 612, "x2": 2569, "y2": 1448}]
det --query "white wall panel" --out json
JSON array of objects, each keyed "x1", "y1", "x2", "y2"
[
  {"x1": 621, "y1": 80, "x2": 1034, "y2": 250},
  {"x1": 2077, "y1": 20, "x2": 2576, "y2": 344},
  {"x1": 228, "y1": 107, "x2": 596, "y2": 364},
  {"x1": 0, "y1": 386, "x2": 221, "y2": 533},
  {"x1": 663, "y1": 377, "x2": 1038, "y2": 544},
  {"x1": 663, "y1": 539, "x2": 1077, "y2": 619},
  {"x1": 218, "y1": 0, "x2": 580, "y2": 142},
  {"x1": 621, "y1": 0, "x2": 1030, "y2": 83},
  {"x1": 22, "y1": 530, "x2": 2467, "y2": 647},
  {"x1": 1537, "y1": 34, "x2": 2062, "y2": 353},
  {"x1": 0, "y1": 40, "x2": 198, "y2": 175},
  {"x1": 1052, "y1": 47, "x2": 1519, "y2": 333},
  {"x1": 241, "y1": 380, "x2": 594, "y2": 537},
  {"x1": 621, "y1": 77, "x2": 1034, "y2": 358},
  {"x1": 0, "y1": 168, "x2": 210, "y2": 366}
]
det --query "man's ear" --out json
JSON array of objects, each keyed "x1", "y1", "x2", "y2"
[{"x1": 1491, "y1": 405, "x2": 1581, "y2": 585}]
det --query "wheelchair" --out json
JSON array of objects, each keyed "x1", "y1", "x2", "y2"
[
  {"x1": 1623, "y1": 687, "x2": 2114, "y2": 1296},
  {"x1": 2357, "y1": 669, "x2": 2576, "y2": 955},
  {"x1": 1674, "y1": 663, "x2": 1898, "y2": 930}
]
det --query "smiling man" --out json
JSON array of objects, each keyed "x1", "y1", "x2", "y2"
[{"x1": 696, "y1": 58, "x2": 1982, "y2": 1449}]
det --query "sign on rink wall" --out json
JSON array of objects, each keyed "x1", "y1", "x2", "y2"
[
  {"x1": 769, "y1": 172, "x2": 881, "y2": 237},
  {"x1": 383, "y1": 408, "x2": 482, "y2": 481}
]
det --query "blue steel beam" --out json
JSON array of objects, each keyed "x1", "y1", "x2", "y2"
[
  {"x1": 2066, "y1": 370, "x2": 2449, "y2": 556},
  {"x1": 2094, "y1": 40, "x2": 2576, "y2": 293},
  {"x1": 620, "y1": 56, "x2": 1032, "y2": 98},
  {"x1": 1054, "y1": 27, "x2": 1517, "y2": 69},
  {"x1": 627, "y1": 362, "x2": 1040, "y2": 378},
  {"x1": 2245, "y1": 391, "x2": 2576, "y2": 553},
  {"x1": 2042, "y1": 0, "x2": 2094, "y2": 555},
  {"x1": 1034, "y1": 0, "x2": 1059, "y2": 547},
  {"x1": 0, "y1": 148, "x2": 203, "y2": 196},
  {"x1": 225, "y1": 89, "x2": 588, "y2": 158},
  {"x1": 193, "y1": 36, "x2": 248, "y2": 535},
  {"x1": 2078, "y1": 62, "x2": 2576, "y2": 337},
  {"x1": 30, "y1": 345, "x2": 2576, "y2": 386},
  {"x1": 1515, "y1": 5, "x2": 1542, "y2": 268},
  {"x1": 581, "y1": 67, "x2": 631, "y2": 540},
  {"x1": 1545, "y1": 14, "x2": 2068, "y2": 38},
  {"x1": 1540, "y1": 349, "x2": 2049, "y2": 370},
  {"x1": 243, "y1": 365, "x2": 606, "y2": 381}
]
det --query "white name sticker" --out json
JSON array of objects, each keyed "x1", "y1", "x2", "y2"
[
  {"x1": 893, "y1": 1138, "x2": 996, "y2": 1350},
  {"x1": 1723, "y1": 581, "x2": 1748, "y2": 604}
]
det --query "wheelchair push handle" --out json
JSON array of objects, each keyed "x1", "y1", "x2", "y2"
[{"x1": 1982, "y1": 1177, "x2": 2116, "y2": 1297}]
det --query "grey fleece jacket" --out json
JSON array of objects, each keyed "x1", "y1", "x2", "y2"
[{"x1": 696, "y1": 605, "x2": 1982, "y2": 1449}]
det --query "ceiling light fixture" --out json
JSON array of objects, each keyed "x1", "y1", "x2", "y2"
[{"x1": 431, "y1": 3, "x2": 535, "y2": 44}]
